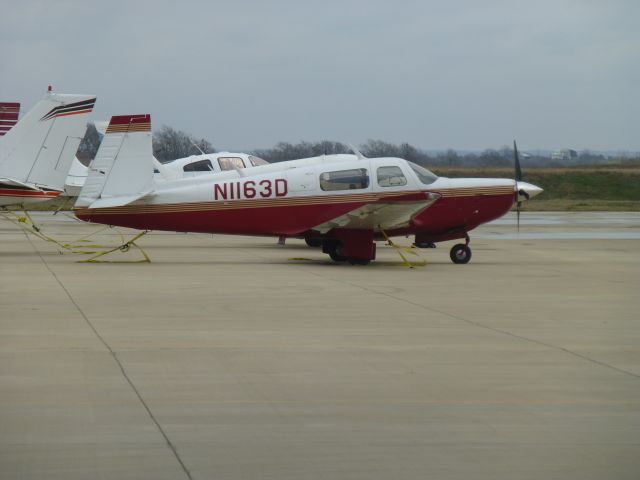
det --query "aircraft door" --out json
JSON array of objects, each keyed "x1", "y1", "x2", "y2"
[
  {"x1": 371, "y1": 159, "x2": 417, "y2": 193},
  {"x1": 287, "y1": 168, "x2": 317, "y2": 193}
]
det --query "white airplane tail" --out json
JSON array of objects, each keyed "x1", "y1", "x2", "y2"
[
  {"x1": 63, "y1": 157, "x2": 89, "y2": 196},
  {"x1": 0, "y1": 92, "x2": 95, "y2": 191},
  {"x1": 0, "y1": 102, "x2": 20, "y2": 136},
  {"x1": 76, "y1": 114, "x2": 154, "y2": 208}
]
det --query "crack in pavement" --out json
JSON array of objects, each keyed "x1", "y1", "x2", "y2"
[
  {"x1": 23, "y1": 232, "x2": 194, "y2": 480},
  {"x1": 300, "y1": 267, "x2": 640, "y2": 381}
]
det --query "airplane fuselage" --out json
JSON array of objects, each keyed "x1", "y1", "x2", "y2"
[{"x1": 74, "y1": 156, "x2": 517, "y2": 243}]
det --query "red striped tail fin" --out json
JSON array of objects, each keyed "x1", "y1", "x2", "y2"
[
  {"x1": 105, "y1": 114, "x2": 151, "y2": 134},
  {"x1": 76, "y1": 114, "x2": 154, "y2": 208},
  {"x1": 0, "y1": 102, "x2": 20, "y2": 136}
]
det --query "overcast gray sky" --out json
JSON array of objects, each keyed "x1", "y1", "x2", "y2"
[{"x1": 1, "y1": 0, "x2": 638, "y2": 152}]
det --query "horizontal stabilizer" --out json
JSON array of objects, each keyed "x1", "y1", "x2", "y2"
[
  {"x1": 88, "y1": 190, "x2": 153, "y2": 209},
  {"x1": 0, "y1": 177, "x2": 41, "y2": 191}
]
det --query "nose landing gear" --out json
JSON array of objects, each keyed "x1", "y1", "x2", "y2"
[
  {"x1": 449, "y1": 234, "x2": 471, "y2": 264},
  {"x1": 450, "y1": 243, "x2": 472, "y2": 264}
]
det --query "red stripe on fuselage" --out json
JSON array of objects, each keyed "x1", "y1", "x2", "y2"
[{"x1": 0, "y1": 189, "x2": 61, "y2": 198}]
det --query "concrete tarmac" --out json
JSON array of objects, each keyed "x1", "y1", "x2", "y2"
[{"x1": 1, "y1": 212, "x2": 639, "y2": 479}]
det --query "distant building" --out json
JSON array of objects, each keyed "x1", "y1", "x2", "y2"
[{"x1": 551, "y1": 149, "x2": 578, "y2": 161}]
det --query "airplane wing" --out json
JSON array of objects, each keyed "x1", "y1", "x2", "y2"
[{"x1": 311, "y1": 191, "x2": 441, "y2": 234}]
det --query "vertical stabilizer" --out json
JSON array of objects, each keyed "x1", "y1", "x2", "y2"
[
  {"x1": 0, "y1": 92, "x2": 95, "y2": 191},
  {"x1": 0, "y1": 102, "x2": 20, "y2": 136},
  {"x1": 76, "y1": 114, "x2": 154, "y2": 208}
]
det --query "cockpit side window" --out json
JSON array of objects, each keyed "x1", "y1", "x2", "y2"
[
  {"x1": 183, "y1": 159, "x2": 213, "y2": 172},
  {"x1": 320, "y1": 168, "x2": 370, "y2": 191},
  {"x1": 377, "y1": 166, "x2": 407, "y2": 187},
  {"x1": 408, "y1": 162, "x2": 438, "y2": 185},
  {"x1": 218, "y1": 157, "x2": 246, "y2": 171}
]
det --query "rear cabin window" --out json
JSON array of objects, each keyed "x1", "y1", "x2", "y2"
[
  {"x1": 183, "y1": 159, "x2": 213, "y2": 172},
  {"x1": 218, "y1": 157, "x2": 246, "y2": 171},
  {"x1": 408, "y1": 162, "x2": 438, "y2": 185},
  {"x1": 320, "y1": 168, "x2": 370, "y2": 191},
  {"x1": 377, "y1": 166, "x2": 407, "y2": 187}
]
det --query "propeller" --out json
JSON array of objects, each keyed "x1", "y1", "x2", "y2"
[{"x1": 514, "y1": 140, "x2": 529, "y2": 232}]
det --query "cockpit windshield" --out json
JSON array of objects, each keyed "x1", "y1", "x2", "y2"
[
  {"x1": 408, "y1": 162, "x2": 438, "y2": 185},
  {"x1": 248, "y1": 155, "x2": 269, "y2": 166}
]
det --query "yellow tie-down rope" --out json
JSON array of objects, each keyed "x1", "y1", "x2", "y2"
[
  {"x1": 79, "y1": 230, "x2": 151, "y2": 263},
  {"x1": 379, "y1": 227, "x2": 427, "y2": 268},
  {"x1": 1, "y1": 210, "x2": 151, "y2": 262},
  {"x1": 1, "y1": 210, "x2": 108, "y2": 254}
]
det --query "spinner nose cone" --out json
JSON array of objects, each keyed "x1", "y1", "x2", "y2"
[{"x1": 517, "y1": 181, "x2": 543, "y2": 201}]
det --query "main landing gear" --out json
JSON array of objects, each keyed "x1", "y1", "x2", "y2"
[
  {"x1": 305, "y1": 238, "x2": 323, "y2": 248},
  {"x1": 314, "y1": 230, "x2": 376, "y2": 265},
  {"x1": 322, "y1": 240, "x2": 371, "y2": 265}
]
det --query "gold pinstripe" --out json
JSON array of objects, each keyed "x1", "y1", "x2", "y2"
[
  {"x1": 75, "y1": 186, "x2": 515, "y2": 216},
  {"x1": 105, "y1": 123, "x2": 151, "y2": 134}
]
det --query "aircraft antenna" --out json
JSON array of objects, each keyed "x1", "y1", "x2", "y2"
[
  {"x1": 191, "y1": 141, "x2": 206, "y2": 155},
  {"x1": 347, "y1": 143, "x2": 367, "y2": 160}
]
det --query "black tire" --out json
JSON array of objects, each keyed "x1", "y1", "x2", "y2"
[
  {"x1": 305, "y1": 238, "x2": 323, "y2": 247},
  {"x1": 348, "y1": 258, "x2": 370, "y2": 265},
  {"x1": 450, "y1": 244, "x2": 471, "y2": 264},
  {"x1": 327, "y1": 243, "x2": 347, "y2": 262}
]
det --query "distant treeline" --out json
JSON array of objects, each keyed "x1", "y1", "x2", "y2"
[
  {"x1": 251, "y1": 140, "x2": 640, "y2": 168},
  {"x1": 76, "y1": 124, "x2": 640, "y2": 168}
]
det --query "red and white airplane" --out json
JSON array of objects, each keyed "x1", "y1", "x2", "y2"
[
  {"x1": 0, "y1": 89, "x2": 96, "y2": 206},
  {"x1": 74, "y1": 114, "x2": 542, "y2": 264}
]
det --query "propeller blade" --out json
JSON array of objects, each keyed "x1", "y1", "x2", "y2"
[
  {"x1": 514, "y1": 140, "x2": 522, "y2": 182},
  {"x1": 514, "y1": 140, "x2": 523, "y2": 233}
]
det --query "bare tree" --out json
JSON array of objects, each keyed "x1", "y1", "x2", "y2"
[
  {"x1": 76, "y1": 123, "x2": 101, "y2": 164},
  {"x1": 153, "y1": 125, "x2": 215, "y2": 162},
  {"x1": 252, "y1": 140, "x2": 350, "y2": 162},
  {"x1": 360, "y1": 139, "x2": 400, "y2": 158},
  {"x1": 478, "y1": 149, "x2": 509, "y2": 167}
]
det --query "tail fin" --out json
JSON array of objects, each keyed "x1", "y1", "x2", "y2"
[
  {"x1": 0, "y1": 102, "x2": 20, "y2": 136},
  {"x1": 92, "y1": 119, "x2": 177, "y2": 181},
  {"x1": 76, "y1": 114, "x2": 154, "y2": 208},
  {"x1": 0, "y1": 92, "x2": 96, "y2": 191}
]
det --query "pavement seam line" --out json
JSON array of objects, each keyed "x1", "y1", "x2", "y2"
[
  {"x1": 302, "y1": 267, "x2": 640, "y2": 381},
  {"x1": 217, "y1": 242, "x2": 640, "y2": 381},
  {"x1": 24, "y1": 232, "x2": 194, "y2": 480}
]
